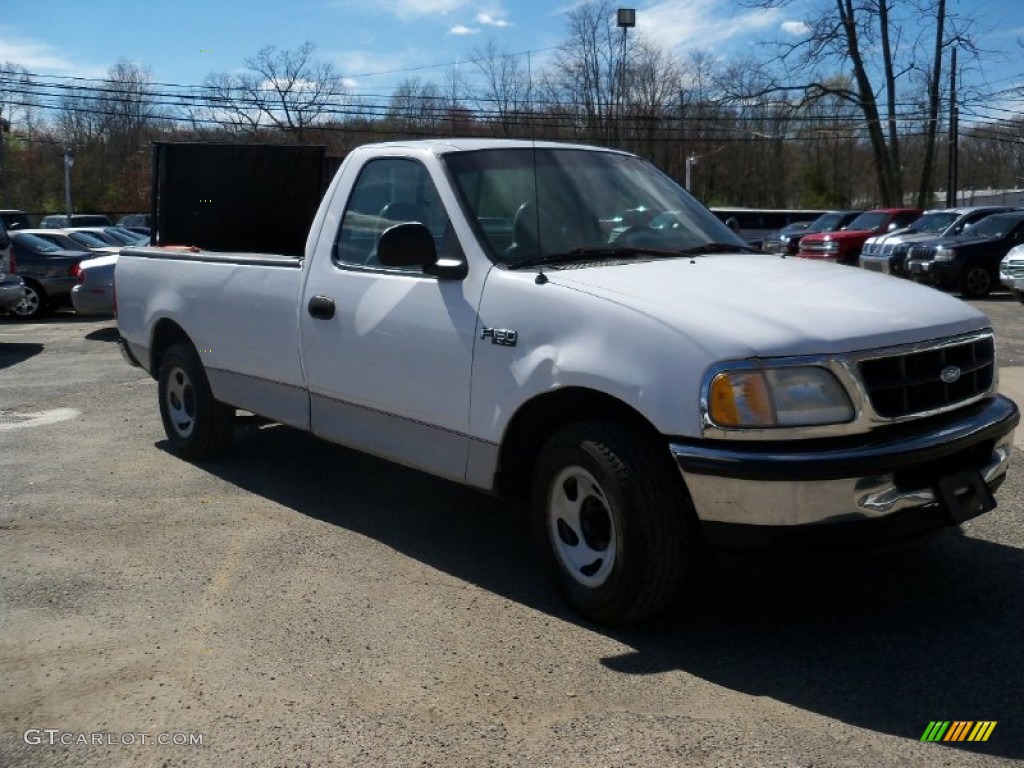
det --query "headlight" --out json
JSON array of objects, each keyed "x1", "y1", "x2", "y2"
[
  {"x1": 823, "y1": 240, "x2": 840, "y2": 253},
  {"x1": 708, "y1": 366, "x2": 854, "y2": 428},
  {"x1": 934, "y1": 246, "x2": 956, "y2": 261}
]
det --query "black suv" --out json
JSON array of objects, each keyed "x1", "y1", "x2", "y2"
[{"x1": 906, "y1": 210, "x2": 1024, "y2": 297}]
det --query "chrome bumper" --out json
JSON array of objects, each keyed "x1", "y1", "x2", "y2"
[{"x1": 671, "y1": 395, "x2": 1018, "y2": 530}]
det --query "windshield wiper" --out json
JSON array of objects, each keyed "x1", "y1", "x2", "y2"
[
  {"x1": 676, "y1": 242, "x2": 759, "y2": 256},
  {"x1": 508, "y1": 245, "x2": 692, "y2": 270}
]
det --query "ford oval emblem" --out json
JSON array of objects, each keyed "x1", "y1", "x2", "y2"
[{"x1": 941, "y1": 365, "x2": 962, "y2": 384}]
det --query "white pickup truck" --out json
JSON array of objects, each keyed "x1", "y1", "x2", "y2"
[{"x1": 117, "y1": 139, "x2": 1018, "y2": 625}]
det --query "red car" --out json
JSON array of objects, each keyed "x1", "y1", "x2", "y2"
[{"x1": 798, "y1": 208, "x2": 923, "y2": 266}]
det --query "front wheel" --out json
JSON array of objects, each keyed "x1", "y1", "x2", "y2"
[
  {"x1": 531, "y1": 420, "x2": 695, "y2": 625},
  {"x1": 157, "y1": 342, "x2": 234, "y2": 459},
  {"x1": 960, "y1": 266, "x2": 994, "y2": 298}
]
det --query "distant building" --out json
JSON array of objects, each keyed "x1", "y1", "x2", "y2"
[{"x1": 933, "y1": 189, "x2": 1024, "y2": 207}]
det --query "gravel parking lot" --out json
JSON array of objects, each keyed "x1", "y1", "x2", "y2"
[{"x1": 1, "y1": 297, "x2": 1022, "y2": 767}]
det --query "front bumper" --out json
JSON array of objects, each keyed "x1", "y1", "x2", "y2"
[
  {"x1": 908, "y1": 259, "x2": 960, "y2": 288},
  {"x1": 1000, "y1": 271, "x2": 1024, "y2": 292},
  {"x1": 671, "y1": 395, "x2": 1018, "y2": 550},
  {"x1": 0, "y1": 275, "x2": 26, "y2": 311}
]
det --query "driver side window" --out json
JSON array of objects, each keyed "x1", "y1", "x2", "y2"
[{"x1": 334, "y1": 158, "x2": 459, "y2": 270}]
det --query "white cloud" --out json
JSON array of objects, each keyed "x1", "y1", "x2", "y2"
[
  {"x1": 0, "y1": 28, "x2": 107, "y2": 78},
  {"x1": 636, "y1": 1, "x2": 783, "y2": 52},
  {"x1": 378, "y1": 0, "x2": 472, "y2": 15},
  {"x1": 476, "y1": 12, "x2": 510, "y2": 27},
  {"x1": 450, "y1": 25, "x2": 480, "y2": 35},
  {"x1": 781, "y1": 20, "x2": 810, "y2": 36}
]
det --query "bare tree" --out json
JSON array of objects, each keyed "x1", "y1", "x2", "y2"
[
  {"x1": 743, "y1": 0, "x2": 978, "y2": 206},
  {"x1": 469, "y1": 40, "x2": 531, "y2": 136},
  {"x1": 545, "y1": 0, "x2": 628, "y2": 144},
  {"x1": 240, "y1": 42, "x2": 345, "y2": 138}
]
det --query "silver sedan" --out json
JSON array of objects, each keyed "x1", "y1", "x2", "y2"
[
  {"x1": 0, "y1": 273, "x2": 26, "y2": 313},
  {"x1": 70, "y1": 254, "x2": 117, "y2": 316}
]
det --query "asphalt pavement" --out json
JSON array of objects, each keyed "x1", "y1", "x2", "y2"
[{"x1": 1, "y1": 299, "x2": 1022, "y2": 767}]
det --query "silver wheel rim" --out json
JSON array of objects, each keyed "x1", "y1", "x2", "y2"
[
  {"x1": 965, "y1": 268, "x2": 990, "y2": 295},
  {"x1": 12, "y1": 286, "x2": 39, "y2": 316},
  {"x1": 547, "y1": 466, "x2": 617, "y2": 588},
  {"x1": 165, "y1": 365, "x2": 197, "y2": 438}
]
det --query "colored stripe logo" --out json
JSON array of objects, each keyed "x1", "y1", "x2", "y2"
[{"x1": 921, "y1": 721, "x2": 997, "y2": 742}]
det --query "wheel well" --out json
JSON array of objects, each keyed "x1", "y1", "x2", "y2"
[
  {"x1": 493, "y1": 387, "x2": 664, "y2": 499},
  {"x1": 149, "y1": 319, "x2": 194, "y2": 378}
]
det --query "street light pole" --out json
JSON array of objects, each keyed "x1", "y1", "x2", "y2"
[
  {"x1": 64, "y1": 148, "x2": 75, "y2": 220},
  {"x1": 616, "y1": 8, "x2": 635, "y2": 145}
]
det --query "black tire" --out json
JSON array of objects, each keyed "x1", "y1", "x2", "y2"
[
  {"x1": 959, "y1": 266, "x2": 994, "y2": 298},
  {"x1": 530, "y1": 419, "x2": 695, "y2": 625},
  {"x1": 157, "y1": 342, "x2": 234, "y2": 459},
  {"x1": 10, "y1": 281, "x2": 48, "y2": 320}
]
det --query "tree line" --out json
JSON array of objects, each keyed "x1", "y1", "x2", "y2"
[{"x1": 0, "y1": 0, "x2": 1021, "y2": 217}]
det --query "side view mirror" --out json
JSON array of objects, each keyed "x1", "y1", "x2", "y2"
[{"x1": 377, "y1": 222, "x2": 467, "y2": 280}]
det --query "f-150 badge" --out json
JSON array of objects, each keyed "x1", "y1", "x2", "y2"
[{"x1": 481, "y1": 327, "x2": 518, "y2": 347}]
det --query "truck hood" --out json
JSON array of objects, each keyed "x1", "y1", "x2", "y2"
[
  {"x1": 545, "y1": 254, "x2": 987, "y2": 358},
  {"x1": 919, "y1": 234, "x2": 1000, "y2": 250}
]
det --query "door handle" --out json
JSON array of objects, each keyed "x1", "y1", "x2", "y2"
[{"x1": 307, "y1": 295, "x2": 336, "y2": 320}]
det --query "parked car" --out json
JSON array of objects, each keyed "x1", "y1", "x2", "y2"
[
  {"x1": 907, "y1": 210, "x2": 1024, "y2": 297},
  {"x1": 0, "y1": 218, "x2": 10, "y2": 273},
  {"x1": 0, "y1": 221, "x2": 26, "y2": 312},
  {"x1": 40, "y1": 214, "x2": 113, "y2": 228},
  {"x1": 6, "y1": 231, "x2": 92, "y2": 318},
  {"x1": 1000, "y1": 243, "x2": 1024, "y2": 303},
  {"x1": 0, "y1": 209, "x2": 32, "y2": 231},
  {"x1": 860, "y1": 206, "x2": 1015, "y2": 277},
  {"x1": 11, "y1": 228, "x2": 119, "y2": 255},
  {"x1": 0, "y1": 273, "x2": 26, "y2": 313},
  {"x1": 798, "y1": 208, "x2": 923, "y2": 265},
  {"x1": 70, "y1": 254, "x2": 117, "y2": 316},
  {"x1": 66, "y1": 226, "x2": 146, "y2": 246},
  {"x1": 117, "y1": 213, "x2": 151, "y2": 236},
  {"x1": 762, "y1": 210, "x2": 861, "y2": 255}
]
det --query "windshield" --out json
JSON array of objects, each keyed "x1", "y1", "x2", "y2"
[
  {"x1": 909, "y1": 212, "x2": 958, "y2": 234},
  {"x1": 969, "y1": 214, "x2": 1024, "y2": 239},
  {"x1": 13, "y1": 233, "x2": 61, "y2": 252},
  {"x1": 845, "y1": 211, "x2": 889, "y2": 231},
  {"x1": 807, "y1": 212, "x2": 852, "y2": 232},
  {"x1": 69, "y1": 231, "x2": 110, "y2": 247},
  {"x1": 443, "y1": 147, "x2": 745, "y2": 265}
]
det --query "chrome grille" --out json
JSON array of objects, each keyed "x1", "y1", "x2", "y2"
[
  {"x1": 858, "y1": 335, "x2": 995, "y2": 418},
  {"x1": 800, "y1": 241, "x2": 828, "y2": 253},
  {"x1": 908, "y1": 244, "x2": 935, "y2": 262},
  {"x1": 1005, "y1": 262, "x2": 1024, "y2": 279}
]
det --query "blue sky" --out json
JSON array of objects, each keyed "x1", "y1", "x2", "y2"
[{"x1": 1, "y1": 0, "x2": 1021, "y2": 111}]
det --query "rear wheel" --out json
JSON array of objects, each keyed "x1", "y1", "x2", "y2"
[
  {"x1": 158, "y1": 342, "x2": 234, "y2": 459},
  {"x1": 11, "y1": 281, "x2": 47, "y2": 320},
  {"x1": 960, "y1": 266, "x2": 994, "y2": 298},
  {"x1": 531, "y1": 420, "x2": 694, "y2": 625}
]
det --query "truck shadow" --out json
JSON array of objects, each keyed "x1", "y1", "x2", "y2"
[
  {"x1": 184, "y1": 420, "x2": 1023, "y2": 759},
  {"x1": 0, "y1": 342, "x2": 44, "y2": 370}
]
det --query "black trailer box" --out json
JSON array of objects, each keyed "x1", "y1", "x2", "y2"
[{"x1": 152, "y1": 143, "x2": 339, "y2": 256}]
